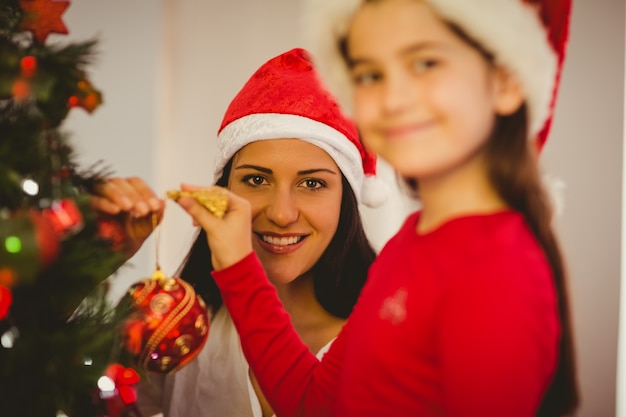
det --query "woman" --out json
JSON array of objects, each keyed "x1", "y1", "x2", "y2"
[
  {"x1": 92, "y1": 47, "x2": 383, "y2": 417},
  {"x1": 175, "y1": 1, "x2": 579, "y2": 416}
]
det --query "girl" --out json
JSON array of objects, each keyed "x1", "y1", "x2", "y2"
[
  {"x1": 92, "y1": 48, "x2": 383, "y2": 417},
  {"x1": 176, "y1": 1, "x2": 579, "y2": 416}
]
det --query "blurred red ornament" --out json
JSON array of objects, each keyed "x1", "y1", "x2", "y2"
[
  {"x1": 105, "y1": 364, "x2": 140, "y2": 404},
  {"x1": 121, "y1": 269, "x2": 209, "y2": 374},
  {"x1": 117, "y1": 385, "x2": 136, "y2": 407},
  {"x1": 0, "y1": 210, "x2": 60, "y2": 284},
  {"x1": 0, "y1": 285, "x2": 13, "y2": 320},
  {"x1": 68, "y1": 76, "x2": 102, "y2": 113},
  {"x1": 18, "y1": 0, "x2": 70, "y2": 44},
  {"x1": 58, "y1": 166, "x2": 72, "y2": 180},
  {"x1": 11, "y1": 79, "x2": 30, "y2": 101},
  {"x1": 29, "y1": 210, "x2": 59, "y2": 267},
  {"x1": 10, "y1": 56, "x2": 39, "y2": 101},
  {"x1": 0, "y1": 268, "x2": 16, "y2": 288},
  {"x1": 99, "y1": 363, "x2": 141, "y2": 417},
  {"x1": 20, "y1": 56, "x2": 37, "y2": 78},
  {"x1": 41, "y1": 198, "x2": 84, "y2": 238},
  {"x1": 97, "y1": 215, "x2": 127, "y2": 251}
]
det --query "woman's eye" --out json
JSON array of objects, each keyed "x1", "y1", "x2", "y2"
[
  {"x1": 243, "y1": 175, "x2": 267, "y2": 186},
  {"x1": 301, "y1": 179, "x2": 325, "y2": 190}
]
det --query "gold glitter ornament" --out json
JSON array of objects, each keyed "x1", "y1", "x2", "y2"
[{"x1": 167, "y1": 187, "x2": 229, "y2": 219}]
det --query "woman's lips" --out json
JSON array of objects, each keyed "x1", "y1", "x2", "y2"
[{"x1": 254, "y1": 233, "x2": 308, "y2": 255}]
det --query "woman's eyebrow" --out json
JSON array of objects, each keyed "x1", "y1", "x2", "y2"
[
  {"x1": 234, "y1": 164, "x2": 272, "y2": 174},
  {"x1": 234, "y1": 165, "x2": 337, "y2": 176},
  {"x1": 297, "y1": 168, "x2": 338, "y2": 176}
]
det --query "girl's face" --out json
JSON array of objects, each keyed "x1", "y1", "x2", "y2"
[
  {"x1": 228, "y1": 139, "x2": 343, "y2": 285},
  {"x1": 346, "y1": 0, "x2": 523, "y2": 182}
]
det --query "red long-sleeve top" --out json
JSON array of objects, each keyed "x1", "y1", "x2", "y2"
[{"x1": 212, "y1": 210, "x2": 560, "y2": 416}]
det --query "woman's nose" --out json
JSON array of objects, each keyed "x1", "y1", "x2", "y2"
[{"x1": 265, "y1": 188, "x2": 299, "y2": 226}]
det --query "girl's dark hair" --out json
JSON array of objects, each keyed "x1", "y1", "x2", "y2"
[
  {"x1": 487, "y1": 106, "x2": 579, "y2": 416},
  {"x1": 177, "y1": 158, "x2": 376, "y2": 319}
]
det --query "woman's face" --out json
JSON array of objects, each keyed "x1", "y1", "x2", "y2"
[
  {"x1": 346, "y1": 0, "x2": 523, "y2": 183},
  {"x1": 228, "y1": 139, "x2": 343, "y2": 284}
]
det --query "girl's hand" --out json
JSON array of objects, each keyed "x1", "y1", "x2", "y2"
[
  {"x1": 175, "y1": 183, "x2": 253, "y2": 271},
  {"x1": 90, "y1": 177, "x2": 165, "y2": 257}
]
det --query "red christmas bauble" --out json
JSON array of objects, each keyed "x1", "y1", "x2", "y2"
[
  {"x1": 41, "y1": 198, "x2": 84, "y2": 238},
  {"x1": 96, "y1": 215, "x2": 126, "y2": 251},
  {"x1": 29, "y1": 210, "x2": 61, "y2": 267},
  {"x1": 122, "y1": 270, "x2": 209, "y2": 374},
  {"x1": 0, "y1": 285, "x2": 13, "y2": 320}
]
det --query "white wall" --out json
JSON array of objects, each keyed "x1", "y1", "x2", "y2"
[
  {"x1": 63, "y1": 0, "x2": 166, "y2": 301},
  {"x1": 63, "y1": 1, "x2": 624, "y2": 416},
  {"x1": 541, "y1": 1, "x2": 624, "y2": 415},
  {"x1": 618, "y1": 0, "x2": 626, "y2": 414}
]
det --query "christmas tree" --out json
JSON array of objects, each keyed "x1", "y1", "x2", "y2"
[{"x1": 0, "y1": 0, "x2": 144, "y2": 415}]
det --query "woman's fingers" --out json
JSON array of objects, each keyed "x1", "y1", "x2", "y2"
[
  {"x1": 94, "y1": 178, "x2": 134, "y2": 211},
  {"x1": 127, "y1": 177, "x2": 163, "y2": 212},
  {"x1": 176, "y1": 185, "x2": 253, "y2": 270},
  {"x1": 89, "y1": 177, "x2": 165, "y2": 258},
  {"x1": 89, "y1": 195, "x2": 122, "y2": 215},
  {"x1": 93, "y1": 177, "x2": 164, "y2": 217}
]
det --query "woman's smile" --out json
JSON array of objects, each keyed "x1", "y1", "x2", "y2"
[{"x1": 254, "y1": 232, "x2": 309, "y2": 255}]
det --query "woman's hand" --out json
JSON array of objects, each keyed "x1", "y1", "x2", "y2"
[
  {"x1": 174, "y1": 183, "x2": 253, "y2": 271},
  {"x1": 90, "y1": 177, "x2": 165, "y2": 257}
]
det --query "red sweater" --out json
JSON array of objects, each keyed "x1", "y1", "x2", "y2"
[{"x1": 213, "y1": 210, "x2": 560, "y2": 417}]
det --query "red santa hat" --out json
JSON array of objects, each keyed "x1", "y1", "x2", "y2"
[
  {"x1": 216, "y1": 47, "x2": 387, "y2": 207},
  {"x1": 303, "y1": 0, "x2": 572, "y2": 149}
]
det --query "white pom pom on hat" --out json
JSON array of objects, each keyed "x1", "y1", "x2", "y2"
[{"x1": 215, "y1": 47, "x2": 388, "y2": 207}]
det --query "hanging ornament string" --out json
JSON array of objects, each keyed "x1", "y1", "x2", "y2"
[
  {"x1": 120, "y1": 199, "x2": 210, "y2": 375},
  {"x1": 152, "y1": 210, "x2": 162, "y2": 274},
  {"x1": 148, "y1": 206, "x2": 170, "y2": 283}
]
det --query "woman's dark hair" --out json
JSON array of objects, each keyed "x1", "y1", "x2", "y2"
[
  {"x1": 177, "y1": 157, "x2": 376, "y2": 319},
  {"x1": 340, "y1": 12, "x2": 579, "y2": 416}
]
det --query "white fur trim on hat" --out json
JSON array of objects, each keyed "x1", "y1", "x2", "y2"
[
  {"x1": 304, "y1": 0, "x2": 557, "y2": 138},
  {"x1": 215, "y1": 113, "x2": 368, "y2": 205}
]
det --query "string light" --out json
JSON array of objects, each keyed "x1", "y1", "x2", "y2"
[
  {"x1": 21, "y1": 178, "x2": 39, "y2": 196},
  {"x1": 4, "y1": 236, "x2": 22, "y2": 254},
  {"x1": 97, "y1": 375, "x2": 116, "y2": 394},
  {"x1": 1, "y1": 326, "x2": 19, "y2": 348}
]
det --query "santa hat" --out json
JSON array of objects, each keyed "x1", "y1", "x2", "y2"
[
  {"x1": 303, "y1": 0, "x2": 572, "y2": 149},
  {"x1": 216, "y1": 47, "x2": 388, "y2": 207}
]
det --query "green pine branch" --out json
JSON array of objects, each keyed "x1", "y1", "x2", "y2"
[{"x1": 0, "y1": 1, "x2": 142, "y2": 416}]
